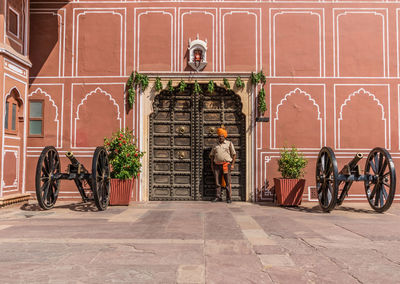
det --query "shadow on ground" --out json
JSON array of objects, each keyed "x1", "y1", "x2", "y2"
[
  {"x1": 256, "y1": 202, "x2": 380, "y2": 214},
  {"x1": 20, "y1": 202, "x2": 99, "y2": 212}
]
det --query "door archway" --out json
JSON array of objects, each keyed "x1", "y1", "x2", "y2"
[{"x1": 149, "y1": 84, "x2": 246, "y2": 201}]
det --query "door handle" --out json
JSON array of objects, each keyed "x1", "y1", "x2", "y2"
[
  {"x1": 178, "y1": 152, "x2": 185, "y2": 159},
  {"x1": 209, "y1": 127, "x2": 216, "y2": 134}
]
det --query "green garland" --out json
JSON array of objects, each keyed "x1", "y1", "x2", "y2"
[
  {"x1": 258, "y1": 88, "x2": 267, "y2": 114},
  {"x1": 235, "y1": 76, "x2": 245, "y2": 89},
  {"x1": 154, "y1": 77, "x2": 163, "y2": 92},
  {"x1": 223, "y1": 78, "x2": 230, "y2": 90},
  {"x1": 179, "y1": 80, "x2": 187, "y2": 93},
  {"x1": 134, "y1": 72, "x2": 149, "y2": 90},
  {"x1": 193, "y1": 80, "x2": 202, "y2": 95},
  {"x1": 167, "y1": 80, "x2": 174, "y2": 93},
  {"x1": 126, "y1": 71, "x2": 149, "y2": 108},
  {"x1": 126, "y1": 72, "x2": 135, "y2": 107},
  {"x1": 251, "y1": 70, "x2": 266, "y2": 86},
  {"x1": 251, "y1": 70, "x2": 267, "y2": 114},
  {"x1": 207, "y1": 80, "x2": 215, "y2": 94}
]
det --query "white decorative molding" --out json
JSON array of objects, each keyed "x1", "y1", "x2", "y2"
[
  {"x1": 136, "y1": 9, "x2": 174, "y2": 72},
  {"x1": 334, "y1": 85, "x2": 390, "y2": 150},
  {"x1": 30, "y1": 9, "x2": 66, "y2": 78},
  {"x1": 270, "y1": 9, "x2": 324, "y2": 77},
  {"x1": 273, "y1": 87, "x2": 323, "y2": 150},
  {"x1": 334, "y1": 9, "x2": 388, "y2": 78},
  {"x1": 74, "y1": 87, "x2": 122, "y2": 147},
  {"x1": 179, "y1": 8, "x2": 216, "y2": 72},
  {"x1": 2, "y1": 149, "x2": 19, "y2": 190},
  {"x1": 28, "y1": 88, "x2": 60, "y2": 148},
  {"x1": 73, "y1": 8, "x2": 126, "y2": 77},
  {"x1": 221, "y1": 9, "x2": 260, "y2": 72}
]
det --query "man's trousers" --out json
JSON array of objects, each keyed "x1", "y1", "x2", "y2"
[{"x1": 213, "y1": 163, "x2": 232, "y2": 200}]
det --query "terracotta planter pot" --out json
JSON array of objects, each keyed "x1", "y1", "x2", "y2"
[
  {"x1": 109, "y1": 178, "x2": 133, "y2": 206},
  {"x1": 274, "y1": 178, "x2": 305, "y2": 206}
]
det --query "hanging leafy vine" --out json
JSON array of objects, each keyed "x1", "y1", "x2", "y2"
[
  {"x1": 126, "y1": 71, "x2": 149, "y2": 108},
  {"x1": 126, "y1": 72, "x2": 135, "y2": 107},
  {"x1": 235, "y1": 76, "x2": 245, "y2": 89},
  {"x1": 179, "y1": 80, "x2": 187, "y2": 93},
  {"x1": 154, "y1": 77, "x2": 163, "y2": 92},
  {"x1": 167, "y1": 80, "x2": 174, "y2": 93},
  {"x1": 223, "y1": 78, "x2": 230, "y2": 90},
  {"x1": 251, "y1": 69, "x2": 267, "y2": 115},
  {"x1": 258, "y1": 88, "x2": 267, "y2": 114},
  {"x1": 207, "y1": 80, "x2": 215, "y2": 94},
  {"x1": 193, "y1": 80, "x2": 202, "y2": 95}
]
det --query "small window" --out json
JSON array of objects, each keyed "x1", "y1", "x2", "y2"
[
  {"x1": 8, "y1": 8, "x2": 19, "y2": 37},
  {"x1": 4, "y1": 96, "x2": 19, "y2": 135},
  {"x1": 11, "y1": 104, "x2": 16, "y2": 130},
  {"x1": 29, "y1": 101, "x2": 44, "y2": 136},
  {"x1": 4, "y1": 102, "x2": 9, "y2": 129}
]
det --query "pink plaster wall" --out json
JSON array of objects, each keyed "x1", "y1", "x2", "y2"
[{"x1": 15, "y1": 1, "x2": 400, "y2": 203}]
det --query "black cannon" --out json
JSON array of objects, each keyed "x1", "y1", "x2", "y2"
[
  {"x1": 316, "y1": 147, "x2": 396, "y2": 213},
  {"x1": 35, "y1": 146, "x2": 110, "y2": 211}
]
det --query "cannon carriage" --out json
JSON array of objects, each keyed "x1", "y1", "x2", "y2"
[
  {"x1": 35, "y1": 146, "x2": 110, "y2": 211},
  {"x1": 316, "y1": 147, "x2": 396, "y2": 213}
]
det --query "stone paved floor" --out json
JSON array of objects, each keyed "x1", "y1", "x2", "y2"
[{"x1": 0, "y1": 200, "x2": 400, "y2": 283}]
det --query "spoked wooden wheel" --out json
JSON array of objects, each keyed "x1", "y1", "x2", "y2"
[
  {"x1": 35, "y1": 146, "x2": 61, "y2": 210},
  {"x1": 316, "y1": 147, "x2": 339, "y2": 212},
  {"x1": 364, "y1": 147, "x2": 396, "y2": 213},
  {"x1": 91, "y1": 146, "x2": 110, "y2": 211}
]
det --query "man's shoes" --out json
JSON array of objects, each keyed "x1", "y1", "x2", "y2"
[
  {"x1": 227, "y1": 199, "x2": 232, "y2": 204},
  {"x1": 212, "y1": 197, "x2": 222, "y2": 202}
]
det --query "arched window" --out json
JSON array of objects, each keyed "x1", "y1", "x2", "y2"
[{"x1": 4, "y1": 91, "x2": 22, "y2": 135}]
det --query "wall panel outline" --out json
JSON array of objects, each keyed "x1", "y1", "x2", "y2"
[
  {"x1": 30, "y1": 8, "x2": 66, "y2": 78},
  {"x1": 134, "y1": 7, "x2": 176, "y2": 72},
  {"x1": 28, "y1": 85, "x2": 64, "y2": 149},
  {"x1": 1, "y1": 149, "x2": 19, "y2": 193},
  {"x1": 70, "y1": 83, "x2": 125, "y2": 149},
  {"x1": 269, "y1": 8, "x2": 325, "y2": 78},
  {"x1": 72, "y1": 8, "x2": 126, "y2": 77},
  {"x1": 333, "y1": 8, "x2": 389, "y2": 78},
  {"x1": 269, "y1": 83, "x2": 326, "y2": 151},
  {"x1": 334, "y1": 84, "x2": 390, "y2": 151},
  {"x1": 220, "y1": 8, "x2": 261, "y2": 72},
  {"x1": 178, "y1": 7, "x2": 217, "y2": 72}
]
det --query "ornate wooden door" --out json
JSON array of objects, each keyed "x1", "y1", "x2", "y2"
[
  {"x1": 200, "y1": 88, "x2": 246, "y2": 201},
  {"x1": 149, "y1": 84, "x2": 245, "y2": 201}
]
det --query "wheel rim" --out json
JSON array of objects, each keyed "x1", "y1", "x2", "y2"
[
  {"x1": 92, "y1": 147, "x2": 110, "y2": 210},
  {"x1": 316, "y1": 147, "x2": 338, "y2": 212},
  {"x1": 364, "y1": 148, "x2": 396, "y2": 212},
  {"x1": 37, "y1": 148, "x2": 60, "y2": 209}
]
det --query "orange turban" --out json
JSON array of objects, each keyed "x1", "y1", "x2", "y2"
[{"x1": 217, "y1": 128, "x2": 228, "y2": 138}]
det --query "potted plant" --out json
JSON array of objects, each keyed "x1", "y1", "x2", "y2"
[
  {"x1": 104, "y1": 129, "x2": 144, "y2": 205},
  {"x1": 274, "y1": 146, "x2": 307, "y2": 206}
]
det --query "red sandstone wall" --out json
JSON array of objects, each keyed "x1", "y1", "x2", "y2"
[
  {"x1": 1, "y1": 0, "x2": 29, "y2": 198},
  {"x1": 25, "y1": 1, "x2": 400, "y2": 203}
]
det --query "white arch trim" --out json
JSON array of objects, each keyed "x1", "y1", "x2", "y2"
[
  {"x1": 74, "y1": 87, "x2": 122, "y2": 147},
  {"x1": 274, "y1": 88, "x2": 322, "y2": 149},
  {"x1": 29, "y1": 88, "x2": 60, "y2": 148},
  {"x1": 338, "y1": 88, "x2": 387, "y2": 149}
]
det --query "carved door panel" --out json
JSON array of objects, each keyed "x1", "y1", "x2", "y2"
[
  {"x1": 201, "y1": 89, "x2": 246, "y2": 201},
  {"x1": 149, "y1": 84, "x2": 245, "y2": 201},
  {"x1": 149, "y1": 89, "x2": 196, "y2": 200}
]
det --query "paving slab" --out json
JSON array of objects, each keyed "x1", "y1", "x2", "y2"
[{"x1": 0, "y1": 200, "x2": 400, "y2": 283}]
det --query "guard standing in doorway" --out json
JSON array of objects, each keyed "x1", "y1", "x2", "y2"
[{"x1": 209, "y1": 127, "x2": 236, "y2": 203}]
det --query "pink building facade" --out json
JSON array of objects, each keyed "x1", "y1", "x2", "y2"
[{"x1": 1, "y1": 0, "x2": 400, "y2": 202}]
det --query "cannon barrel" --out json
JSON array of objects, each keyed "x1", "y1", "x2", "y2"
[
  {"x1": 65, "y1": 152, "x2": 88, "y2": 174},
  {"x1": 340, "y1": 153, "x2": 363, "y2": 175}
]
